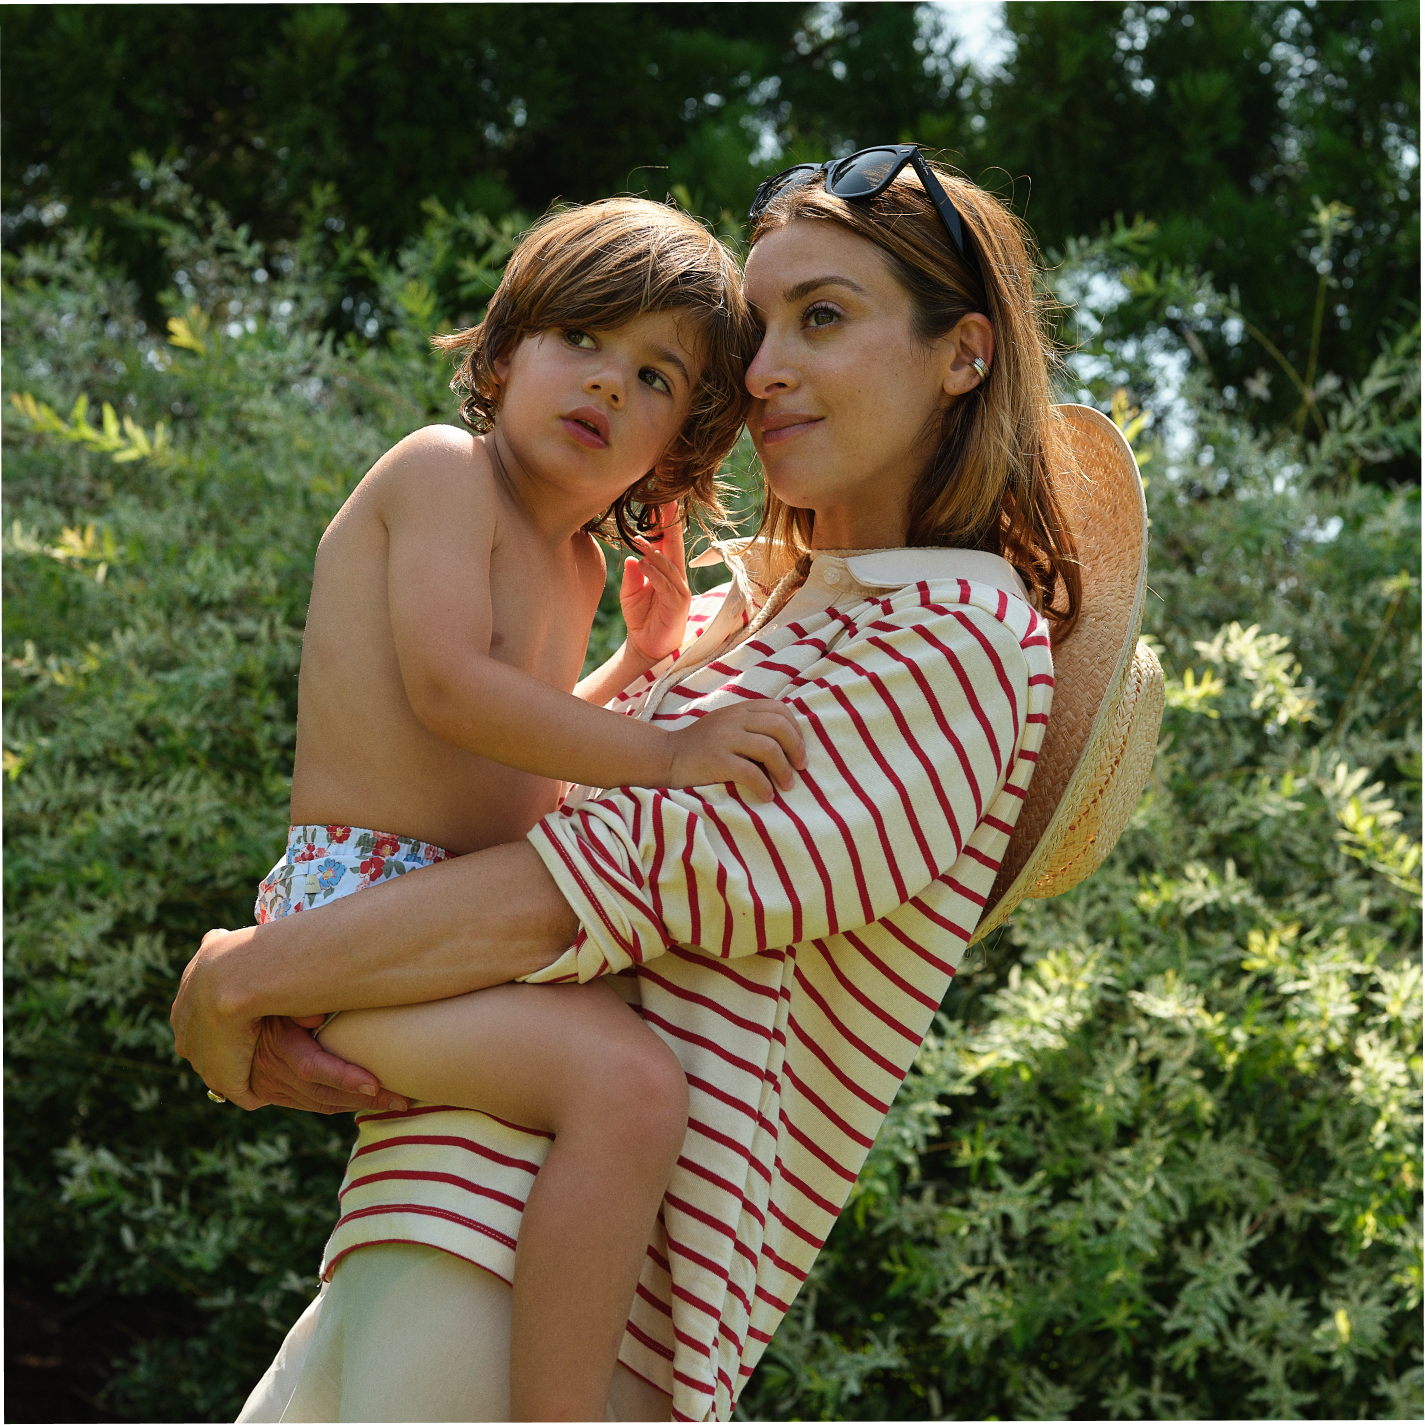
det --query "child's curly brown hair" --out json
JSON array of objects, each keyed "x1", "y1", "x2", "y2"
[{"x1": 435, "y1": 198, "x2": 758, "y2": 547}]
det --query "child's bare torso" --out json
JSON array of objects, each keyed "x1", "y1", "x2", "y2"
[{"x1": 290, "y1": 425, "x2": 606, "y2": 855}]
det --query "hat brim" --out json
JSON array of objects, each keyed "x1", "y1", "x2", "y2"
[{"x1": 972, "y1": 403, "x2": 1156, "y2": 944}]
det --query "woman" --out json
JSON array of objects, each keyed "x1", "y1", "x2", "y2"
[{"x1": 174, "y1": 146, "x2": 1079, "y2": 1423}]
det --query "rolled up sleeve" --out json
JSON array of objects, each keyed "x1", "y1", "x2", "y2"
[{"x1": 524, "y1": 599, "x2": 1029, "y2": 984}]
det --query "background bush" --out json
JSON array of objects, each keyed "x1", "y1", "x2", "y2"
[{"x1": 4, "y1": 5, "x2": 1420, "y2": 1421}]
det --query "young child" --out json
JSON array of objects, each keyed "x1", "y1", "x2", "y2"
[{"x1": 254, "y1": 199, "x2": 804, "y2": 1420}]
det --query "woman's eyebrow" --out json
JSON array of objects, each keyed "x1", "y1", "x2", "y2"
[{"x1": 783, "y1": 275, "x2": 868, "y2": 303}]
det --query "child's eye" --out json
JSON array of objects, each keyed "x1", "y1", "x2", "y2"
[
  {"x1": 564, "y1": 329, "x2": 598, "y2": 350},
  {"x1": 804, "y1": 303, "x2": 840, "y2": 329},
  {"x1": 640, "y1": 368, "x2": 672, "y2": 395}
]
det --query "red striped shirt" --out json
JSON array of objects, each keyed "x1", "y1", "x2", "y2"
[{"x1": 322, "y1": 545, "x2": 1052, "y2": 1421}]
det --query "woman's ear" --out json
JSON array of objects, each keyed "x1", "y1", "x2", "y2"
[{"x1": 941, "y1": 313, "x2": 996, "y2": 399}]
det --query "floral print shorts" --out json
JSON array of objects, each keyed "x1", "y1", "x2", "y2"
[{"x1": 255, "y1": 823, "x2": 453, "y2": 924}]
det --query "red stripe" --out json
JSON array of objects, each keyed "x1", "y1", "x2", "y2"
[
  {"x1": 636, "y1": 1281, "x2": 674, "y2": 1319},
  {"x1": 685, "y1": 1071, "x2": 759, "y2": 1123},
  {"x1": 788, "y1": 1007, "x2": 894, "y2": 1113},
  {"x1": 642, "y1": 1007, "x2": 765, "y2": 1081},
  {"x1": 333, "y1": 1202, "x2": 516, "y2": 1251},
  {"x1": 779, "y1": 1107, "x2": 859, "y2": 1183},
  {"x1": 350, "y1": 1133, "x2": 540, "y2": 1175},
  {"x1": 534, "y1": 822, "x2": 640, "y2": 963},
  {"x1": 640, "y1": 965, "x2": 775, "y2": 1040},
  {"x1": 782, "y1": 1063, "x2": 875, "y2": 1148},
  {"x1": 776, "y1": 1158, "x2": 842, "y2": 1219},
  {"x1": 880, "y1": 914, "x2": 957, "y2": 977},
  {"x1": 759, "y1": 1241, "x2": 812, "y2": 1284},
  {"x1": 728, "y1": 783, "x2": 804, "y2": 946},
  {"x1": 695, "y1": 792, "x2": 768, "y2": 953},
  {"x1": 686, "y1": 1114, "x2": 755, "y2": 1163},
  {"x1": 665, "y1": 943, "x2": 781, "y2": 1001},
  {"x1": 678, "y1": 1153, "x2": 759, "y2": 1201},
  {"x1": 342, "y1": 1168, "x2": 526, "y2": 1213},
  {"x1": 768, "y1": 1197, "x2": 824, "y2": 1249},
  {"x1": 826, "y1": 644, "x2": 960, "y2": 866},
  {"x1": 665, "y1": 1191, "x2": 736, "y2": 1242},
  {"x1": 871, "y1": 635, "x2": 981, "y2": 831},
  {"x1": 624, "y1": 1319, "x2": 674, "y2": 1362},
  {"x1": 844, "y1": 929, "x2": 940, "y2": 1010},
  {"x1": 952, "y1": 607, "x2": 1020, "y2": 732},
  {"x1": 914, "y1": 621, "x2": 1004, "y2": 779},
  {"x1": 807, "y1": 943, "x2": 922, "y2": 1048}
]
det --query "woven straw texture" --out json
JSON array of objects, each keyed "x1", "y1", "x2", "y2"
[{"x1": 972, "y1": 404, "x2": 1163, "y2": 944}]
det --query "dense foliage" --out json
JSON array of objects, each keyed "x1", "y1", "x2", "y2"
[
  {"x1": 4, "y1": 162, "x2": 1419, "y2": 1425},
  {"x1": 6, "y1": 3, "x2": 1418, "y2": 451}
]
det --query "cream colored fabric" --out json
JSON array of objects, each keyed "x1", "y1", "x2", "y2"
[
  {"x1": 237, "y1": 1244, "x2": 512, "y2": 1423},
  {"x1": 237, "y1": 1243, "x2": 668, "y2": 1423}
]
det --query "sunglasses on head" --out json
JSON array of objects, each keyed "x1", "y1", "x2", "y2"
[{"x1": 748, "y1": 144, "x2": 981, "y2": 282}]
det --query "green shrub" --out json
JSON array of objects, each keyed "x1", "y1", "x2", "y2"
[{"x1": 4, "y1": 178, "x2": 1419, "y2": 1420}]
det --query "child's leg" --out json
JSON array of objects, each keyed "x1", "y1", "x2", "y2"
[{"x1": 320, "y1": 983, "x2": 688, "y2": 1422}]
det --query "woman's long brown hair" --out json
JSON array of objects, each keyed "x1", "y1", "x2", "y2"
[{"x1": 749, "y1": 159, "x2": 1082, "y2": 638}]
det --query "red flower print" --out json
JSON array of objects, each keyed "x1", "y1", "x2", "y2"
[
  {"x1": 359, "y1": 856, "x2": 386, "y2": 880},
  {"x1": 371, "y1": 833, "x2": 401, "y2": 858},
  {"x1": 326, "y1": 825, "x2": 352, "y2": 844},
  {"x1": 295, "y1": 842, "x2": 322, "y2": 863}
]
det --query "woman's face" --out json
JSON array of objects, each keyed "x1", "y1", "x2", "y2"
[{"x1": 742, "y1": 219, "x2": 958, "y2": 549}]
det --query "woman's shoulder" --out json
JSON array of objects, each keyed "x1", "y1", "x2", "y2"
[{"x1": 845, "y1": 550, "x2": 1046, "y2": 643}]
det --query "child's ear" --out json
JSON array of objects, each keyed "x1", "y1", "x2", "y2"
[{"x1": 491, "y1": 337, "x2": 517, "y2": 386}]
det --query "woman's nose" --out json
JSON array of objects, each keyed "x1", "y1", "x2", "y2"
[{"x1": 745, "y1": 335, "x2": 794, "y2": 399}]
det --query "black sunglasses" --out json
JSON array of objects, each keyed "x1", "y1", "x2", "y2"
[{"x1": 749, "y1": 144, "x2": 981, "y2": 282}]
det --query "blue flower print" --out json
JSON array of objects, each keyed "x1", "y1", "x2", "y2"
[{"x1": 316, "y1": 859, "x2": 347, "y2": 892}]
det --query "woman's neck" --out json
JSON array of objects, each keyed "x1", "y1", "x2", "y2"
[{"x1": 806, "y1": 507, "x2": 910, "y2": 552}]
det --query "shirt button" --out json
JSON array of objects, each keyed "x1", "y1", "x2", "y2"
[{"x1": 824, "y1": 569, "x2": 842, "y2": 586}]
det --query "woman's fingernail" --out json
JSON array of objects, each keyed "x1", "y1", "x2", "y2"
[{"x1": 359, "y1": 1083, "x2": 377, "y2": 1095}]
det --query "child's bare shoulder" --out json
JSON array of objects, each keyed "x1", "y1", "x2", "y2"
[
  {"x1": 369, "y1": 424, "x2": 491, "y2": 494},
  {"x1": 570, "y1": 529, "x2": 608, "y2": 606}
]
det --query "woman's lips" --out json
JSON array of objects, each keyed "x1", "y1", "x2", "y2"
[{"x1": 759, "y1": 413, "x2": 821, "y2": 446}]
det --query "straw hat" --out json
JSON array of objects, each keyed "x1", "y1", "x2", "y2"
[{"x1": 971, "y1": 403, "x2": 1165, "y2": 944}]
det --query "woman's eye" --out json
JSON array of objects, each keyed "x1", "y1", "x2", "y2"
[
  {"x1": 805, "y1": 304, "x2": 840, "y2": 329},
  {"x1": 564, "y1": 329, "x2": 597, "y2": 350},
  {"x1": 640, "y1": 368, "x2": 672, "y2": 395}
]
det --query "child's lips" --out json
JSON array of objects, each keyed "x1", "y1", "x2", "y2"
[{"x1": 563, "y1": 406, "x2": 610, "y2": 448}]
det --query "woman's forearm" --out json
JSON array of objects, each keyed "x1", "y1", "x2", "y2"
[{"x1": 202, "y1": 841, "x2": 580, "y2": 1021}]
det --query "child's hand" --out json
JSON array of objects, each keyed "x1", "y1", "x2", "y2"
[
  {"x1": 621, "y1": 504, "x2": 691, "y2": 667},
  {"x1": 665, "y1": 700, "x2": 807, "y2": 803}
]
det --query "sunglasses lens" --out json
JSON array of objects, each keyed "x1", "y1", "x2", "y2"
[
  {"x1": 750, "y1": 164, "x2": 821, "y2": 217},
  {"x1": 827, "y1": 147, "x2": 908, "y2": 198}
]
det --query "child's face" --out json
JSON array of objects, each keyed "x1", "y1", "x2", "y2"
[{"x1": 492, "y1": 310, "x2": 704, "y2": 504}]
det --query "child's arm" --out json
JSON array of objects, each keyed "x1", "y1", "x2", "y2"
[{"x1": 381, "y1": 435, "x2": 804, "y2": 801}]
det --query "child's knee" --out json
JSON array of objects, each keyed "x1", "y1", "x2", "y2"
[{"x1": 589, "y1": 1024, "x2": 688, "y2": 1158}]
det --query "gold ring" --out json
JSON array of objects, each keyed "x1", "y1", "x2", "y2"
[{"x1": 207, "y1": 1089, "x2": 227, "y2": 1104}]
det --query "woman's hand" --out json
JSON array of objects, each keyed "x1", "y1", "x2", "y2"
[
  {"x1": 250, "y1": 1015, "x2": 409, "y2": 1114},
  {"x1": 172, "y1": 928, "x2": 408, "y2": 1114},
  {"x1": 620, "y1": 504, "x2": 691, "y2": 666}
]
